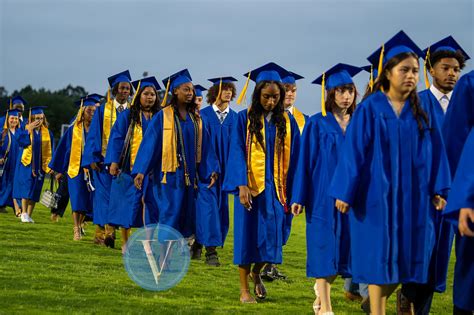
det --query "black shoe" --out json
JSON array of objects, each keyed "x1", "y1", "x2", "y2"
[
  {"x1": 190, "y1": 242, "x2": 202, "y2": 260},
  {"x1": 271, "y1": 266, "x2": 287, "y2": 280},
  {"x1": 260, "y1": 265, "x2": 275, "y2": 282},
  {"x1": 104, "y1": 236, "x2": 115, "y2": 248},
  {"x1": 205, "y1": 251, "x2": 220, "y2": 266}
]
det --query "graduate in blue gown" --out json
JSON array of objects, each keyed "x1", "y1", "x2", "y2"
[
  {"x1": 48, "y1": 97, "x2": 97, "y2": 240},
  {"x1": 400, "y1": 36, "x2": 470, "y2": 315},
  {"x1": 105, "y1": 77, "x2": 160, "y2": 254},
  {"x1": 194, "y1": 76, "x2": 238, "y2": 266},
  {"x1": 132, "y1": 69, "x2": 219, "y2": 242},
  {"x1": 291, "y1": 63, "x2": 362, "y2": 314},
  {"x1": 82, "y1": 70, "x2": 133, "y2": 247},
  {"x1": 194, "y1": 84, "x2": 206, "y2": 110},
  {"x1": 13, "y1": 106, "x2": 55, "y2": 224},
  {"x1": 0, "y1": 109, "x2": 23, "y2": 216},
  {"x1": 222, "y1": 62, "x2": 300, "y2": 304},
  {"x1": 0, "y1": 96, "x2": 28, "y2": 132},
  {"x1": 442, "y1": 70, "x2": 474, "y2": 314},
  {"x1": 329, "y1": 31, "x2": 451, "y2": 314}
]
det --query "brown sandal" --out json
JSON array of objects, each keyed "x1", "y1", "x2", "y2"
[{"x1": 250, "y1": 272, "x2": 267, "y2": 299}]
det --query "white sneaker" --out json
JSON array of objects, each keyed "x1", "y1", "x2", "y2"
[
  {"x1": 20, "y1": 213, "x2": 29, "y2": 223},
  {"x1": 27, "y1": 215, "x2": 34, "y2": 223}
]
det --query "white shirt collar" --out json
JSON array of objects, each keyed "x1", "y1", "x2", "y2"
[
  {"x1": 212, "y1": 103, "x2": 230, "y2": 115},
  {"x1": 265, "y1": 111, "x2": 273, "y2": 122},
  {"x1": 114, "y1": 98, "x2": 128, "y2": 110},
  {"x1": 430, "y1": 84, "x2": 453, "y2": 103},
  {"x1": 285, "y1": 105, "x2": 294, "y2": 115}
]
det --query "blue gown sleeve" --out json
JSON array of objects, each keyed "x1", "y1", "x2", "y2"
[
  {"x1": 290, "y1": 118, "x2": 319, "y2": 206},
  {"x1": 131, "y1": 111, "x2": 163, "y2": 176},
  {"x1": 197, "y1": 123, "x2": 220, "y2": 183},
  {"x1": 286, "y1": 115, "x2": 301, "y2": 205},
  {"x1": 17, "y1": 129, "x2": 31, "y2": 148},
  {"x1": 329, "y1": 104, "x2": 373, "y2": 205},
  {"x1": 444, "y1": 129, "x2": 474, "y2": 225},
  {"x1": 82, "y1": 104, "x2": 104, "y2": 167},
  {"x1": 48, "y1": 127, "x2": 71, "y2": 173},
  {"x1": 104, "y1": 110, "x2": 129, "y2": 165},
  {"x1": 443, "y1": 71, "x2": 474, "y2": 174},
  {"x1": 222, "y1": 110, "x2": 248, "y2": 194}
]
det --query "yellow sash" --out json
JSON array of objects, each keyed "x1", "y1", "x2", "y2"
[
  {"x1": 21, "y1": 126, "x2": 52, "y2": 173},
  {"x1": 246, "y1": 111, "x2": 291, "y2": 208},
  {"x1": 67, "y1": 107, "x2": 84, "y2": 178},
  {"x1": 130, "y1": 116, "x2": 143, "y2": 170},
  {"x1": 161, "y1": 106, "x2": 202, "y2": 183},
  {"x1": 292, "y1": 107, "x2": 306, "y2": 135},
  {"x1": 101, "y1": 98, "x2": 117, "y2": 157}
]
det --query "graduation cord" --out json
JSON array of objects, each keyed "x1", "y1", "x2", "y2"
[
  {"x1": 188, "y1": 113, "x2": 201, "y2": 188},
  {"x1": 174, "y1": 113, "x2": 192, "y2": 187},
  {"x1": 276, "y1": 137, "x2": 289, "y2": 213}
]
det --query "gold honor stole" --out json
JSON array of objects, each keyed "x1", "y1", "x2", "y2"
[
  {"x1": 130, "y1": 113, "x2": 143, "y2": 170},
  {"x1": 246, "y1": 111, "x2": 291, "y2": 211},
  {"x1": 161, "y1": 106, "x2": 202, "y2": 184},
  {"x1": 21, "y1": 126, "x2": 52, "y2": 173},
  {"x1": 67, "y1": 107, "x2": 84, "y2": 178},
  {"x1": 292, "y1": 107, "x2": 306, "y2": 135},
  {"x1": 101, "y1": 99, "x2": 117, "y2": 157}
]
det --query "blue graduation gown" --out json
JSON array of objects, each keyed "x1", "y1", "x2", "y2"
[
  {"x1": 444, "y1": 130, "x2": 474, "y2": 311},
  {"x1": 418, "y1": 89, "x2": 454, "y2": 292},
  {"x1": 0, "y1": 130, "x2": 21, "y2": 207},
  {"x1": 48, "y1": 125, "x2": 93, "y2": 215},
  {"x1": 329, "y1": 91, "x2": 451, "y2": 285},
  {"x1": 104, "y1": 109, "x2": 159, "y2": 228},
  {"x1": 291, "y1": 113, "x2": 351, "y2": 278},
  {"x1": 81, "y1": 103, "x2": 119, "y2": 226},
  {"x1": 13, "y1": 128, "x2": 55, "y2": 202},
  {"x1": 223, "y1": 110, "x2": 300, "y2": 265},
  {"x1": 131, "y1": 109, "x2": 219, "y2": 238},
  {"x1": 195, "y1": 105, "x2": 237, "y2": 247},
  {"x1": 443, "y1": 70, "x2": 474, "y2": 173}
]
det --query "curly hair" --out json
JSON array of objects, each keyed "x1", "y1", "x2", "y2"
[
  {"x1": 429, "y1": 49, "x2": 466, "y2": 70},
  {"x1": 364, "y1": 52, "x2": 429, "y2": 136},
  {"x1": 130, "y1": 86, "x2": 162, "y2": 126},
  {"x1": 325, "y1": 84, "x2": 358, "y2": 116},
  {"x1": 206, "y1": 82, "x2": 237, "y2": 105},
  {"x1": 248, "y1": 81, "x2": 287, "y2": 149}
]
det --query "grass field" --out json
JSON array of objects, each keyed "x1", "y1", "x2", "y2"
[{"x1": 0, "y1": 194, "x2": 456, "y2": 314}]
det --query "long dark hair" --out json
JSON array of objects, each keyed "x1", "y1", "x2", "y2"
[
  {"x1": 249, "y1": 81, "x2": 287, "y2": 149},
  {"x1": 325, "y1": 84, "x2": 358, "y2": 116},
  {"x1": 130, "y1": 86, "x2": 161, "y2": 125},
  {"x1": 364, "y1": 52, "x2": 429, "y2": 136}
]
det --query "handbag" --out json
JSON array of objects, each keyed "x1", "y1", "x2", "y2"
[{"x1": 40, "y1": 176, "x2": 61, "y2": 209}]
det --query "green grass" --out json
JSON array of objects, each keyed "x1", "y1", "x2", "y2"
[{"x1": 0, "y1": 194, "x2": 455, "y2": 314}]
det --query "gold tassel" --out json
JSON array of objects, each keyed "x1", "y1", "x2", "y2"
[
  {"x1": 3, "y1": 112, "x2": 8, "y2": 129},
  {"x1": 216, "y1": 78, "x2": 223, "y2": 104},
  {"x1": 369, "y1": 65, "x2": 374, "y2": 92},
  {"x1": 161, "y1": 78, "x2": 171, "y2": 107},
  {"x1": 131, "y1": 80, "x2": 141, "y2": 106},
  {"x1": 377, "y1": 44, "x2": 385, "y2": 82},
  {"x1": 237, "y1": 72, "x2": 251, "y2": 105},
  {"x1": 107, "y1": 88, "x2": 111, "y2": 103},
  {"x1": 321, "y1": 73, "x2": 326, "y2": 117},
  {"x1": 424, "y1": 47, "x2": 431, "y2": 89},
  {"x1": 9, "y1": 98, "x2": 12, "y2": 110}
]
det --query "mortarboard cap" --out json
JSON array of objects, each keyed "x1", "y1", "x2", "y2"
[
  {"x1": 132, "y1": 76, "x2": 161, "y2": 91},
  {"x1": 194, "y1": 85, "x2": 207, "y2": 97},
  {"x1": 107, "y1": 70, "x2": 132, "y2": 88},
  {"x1": 282, "y1": 71, "x2": 304, "y2": 84}
]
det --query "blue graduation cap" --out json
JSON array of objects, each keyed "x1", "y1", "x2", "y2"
[
  {"x1": 132, "y1": 76, "x2": 161, "y2": 91},
  {"x1": 312, "y1": 63, "x2": 362, "y2": 90},
  {"x1": 282, "y1": 71, "x2": 304, "y2": 84},
  {"x1": 87, "y1": 93, "x2": 104, "y2": 103},
  {"x1": 162, "y1": 69, "x2": 192, "y2": 92},
  {"x1": 29, "y1": 106, "x2": 47, "y2": 115},
  {"x1": 312, "y1": 63, "x2": 362, "y2": 117},
  {"x1": 74, "y1": 97, "x2": 98, "y2": 108},
  {"x1": 367, "y1": 30, "x2": 423, "y2": 75},
  {"x1": 423, "y1": 36, "x2": 470, "y2": 61},
  {"x1": 107, "y1": 70, "x2": 132, "y2": 88},
  {"x1": 208, "y1": 76, "x2": 238, "y2": 85},
  {"x1": 12, "y1": 96, "x2": 27, "y2": 105},
  {"x1": 194, "y1": 85, "x2": 207, "y2": 97},
  {"x1": 6, "y1": 109, "x2": 21, "y2": 116},
  {"x1": 237, "y1": 62, "x2": 291, "y2": 105}
]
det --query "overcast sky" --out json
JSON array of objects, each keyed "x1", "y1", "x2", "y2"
[{"x1": 0, "y1": 0, "x2": 472, "y2": 115}]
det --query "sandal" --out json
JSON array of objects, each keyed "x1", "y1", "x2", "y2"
[
  {"x1": 239, "y1": 289, "x2": 257, "y2": 304},
  {"x1": 250, "y1": 272, "x2": 267, "y2": 300}
]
